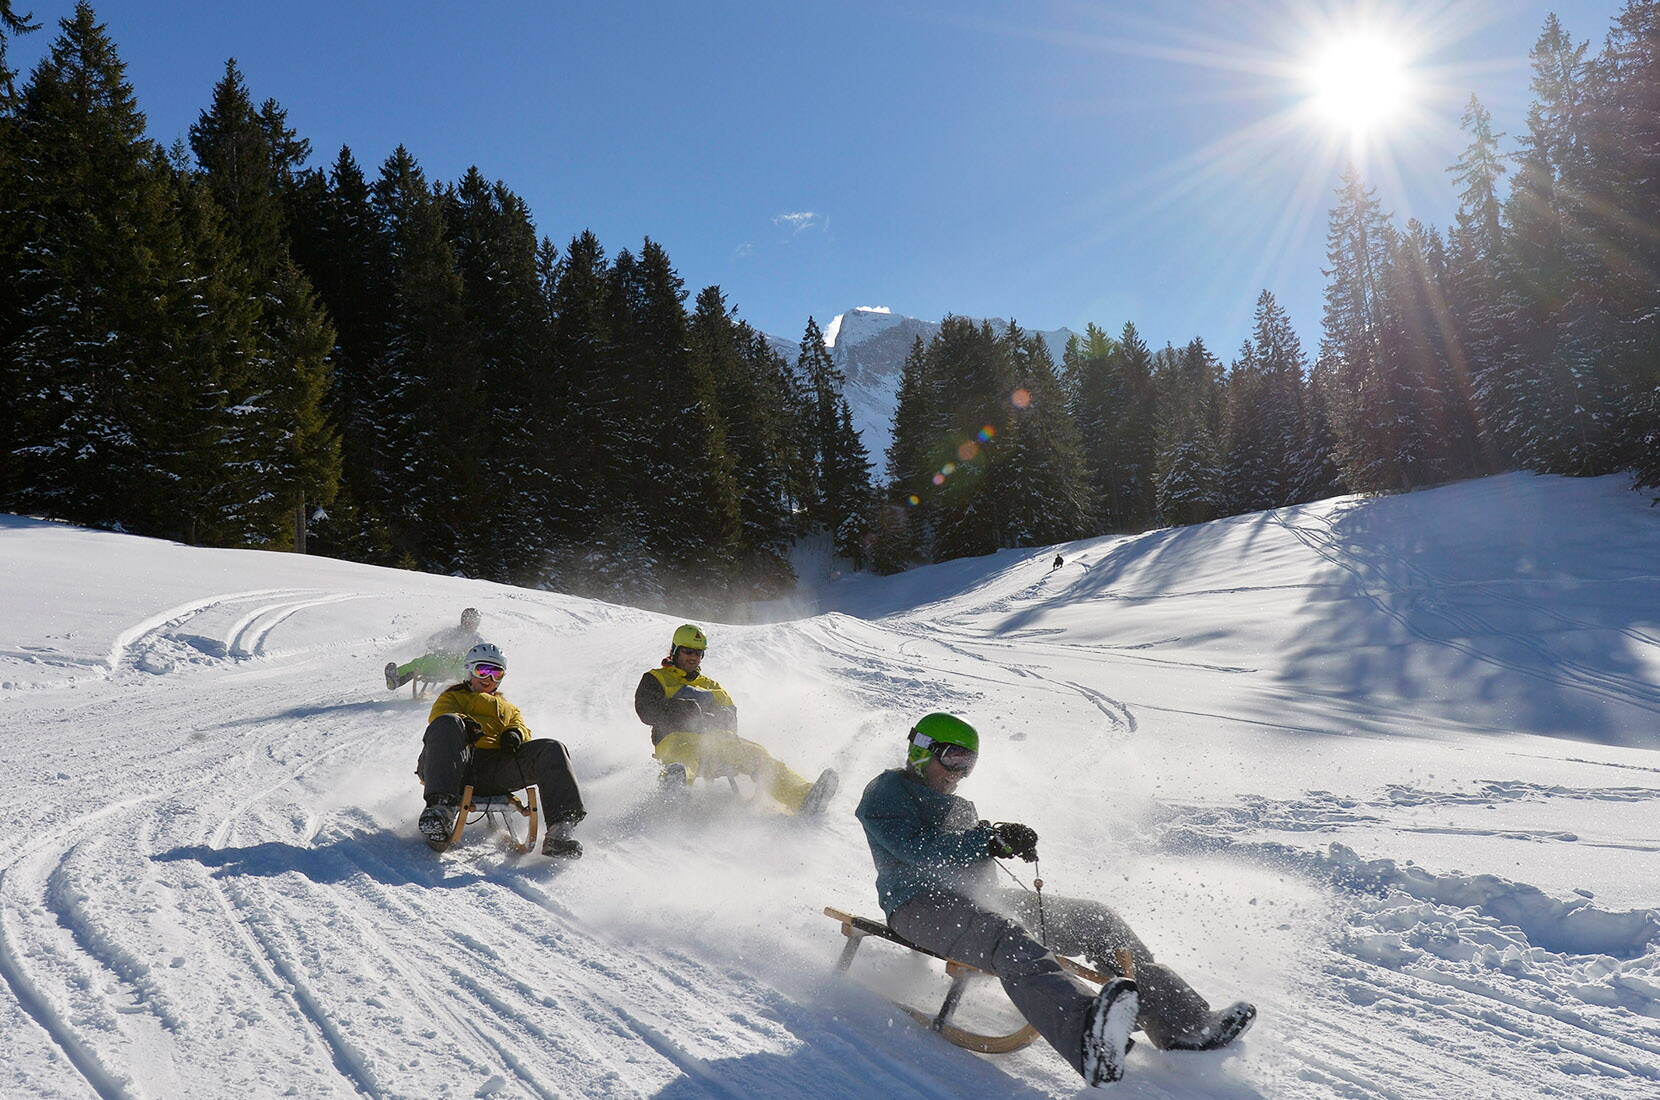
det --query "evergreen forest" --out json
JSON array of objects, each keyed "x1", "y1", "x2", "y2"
[{"x1": 2, "y1": 3, "x2": 1657, "y2": 611}]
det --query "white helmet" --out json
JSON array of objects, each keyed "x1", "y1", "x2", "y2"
[{"x1": 464, "y1": 642, "x2": 505, "y2": 673}]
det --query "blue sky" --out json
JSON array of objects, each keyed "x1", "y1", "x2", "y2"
[{"x1": 10, "y1": 0, "x2": 1631, "y2": 357}]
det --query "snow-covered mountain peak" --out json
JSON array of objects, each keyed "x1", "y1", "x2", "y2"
[{"x1": 823, "y1": 306, "x2": 899, "y2": 349}]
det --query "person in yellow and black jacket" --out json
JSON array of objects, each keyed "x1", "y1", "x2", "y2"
[
  {"x1": 417, "y1": 642, "x2": 586, "y2": 856},
  {"x1": 634, "y1": 623, "x2": 838, "y2": 815}
]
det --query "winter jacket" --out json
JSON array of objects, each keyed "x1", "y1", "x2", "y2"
[
  {"x1": 634, "y1": 666, "x2": 737, "y2": 746},
  {"x1": 428, "y1": 685, "x2": 530, "y2": 751},
  {"x1": 854, "y1": 767, "x2": 1000, "y2": 917}
]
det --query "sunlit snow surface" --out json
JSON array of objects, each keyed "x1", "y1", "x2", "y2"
[{"x1": 2, "y1": 472, "x2": 1657, "y2": 1098}]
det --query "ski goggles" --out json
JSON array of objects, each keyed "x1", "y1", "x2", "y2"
[
  {"x1": 913, "y1": 730, "x2": 977, "y2": 773},
  {"x1": 468, "y1": 663, "x2": 505, "y2": 679}
]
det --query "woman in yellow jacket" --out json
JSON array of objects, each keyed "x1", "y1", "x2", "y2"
[
  {"x1": 634, "y1": 624, "x2": 837, "y2": 814},
  {"x1": 418, "y1": 642, "x2": 585, "y2": 856}
]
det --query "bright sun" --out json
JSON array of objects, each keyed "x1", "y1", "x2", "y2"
[{"x1": 1305, "y1": 34, "x2": 1412, "y2": 132}]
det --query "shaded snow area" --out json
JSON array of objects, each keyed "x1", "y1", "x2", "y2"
[{"x1": 2, "y1": 471, "x2": 1658, "y2": 1099}]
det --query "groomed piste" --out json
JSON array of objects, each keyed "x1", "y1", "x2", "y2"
[{"x1": 2, "y1": 471, "x2": 1657, "y2": 1097}]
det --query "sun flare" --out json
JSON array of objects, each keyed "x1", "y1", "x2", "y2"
[{"x1": 1305, "y1": 34, "x2": 1412, "y2": 132}]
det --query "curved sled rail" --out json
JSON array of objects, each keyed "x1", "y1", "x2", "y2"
[{"x1": 823, "y1": 907, "x2": 1124, "y2": 1055}]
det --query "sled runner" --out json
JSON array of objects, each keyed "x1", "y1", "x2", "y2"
[
  {"x1": 444, "y1": 784, "x2": 539, "y2": 853},
  {"x1": 824, "y1": 907, "x2": 1131, "y2": 1054}
]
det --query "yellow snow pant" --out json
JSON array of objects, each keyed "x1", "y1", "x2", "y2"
[{"x1": 653, "y1": 731, "x2": 814, "y2": 813}]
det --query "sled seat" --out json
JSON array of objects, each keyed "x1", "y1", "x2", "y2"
[{"x1": 824, "y1": 906, "x2": 1125, "y2": 1055}]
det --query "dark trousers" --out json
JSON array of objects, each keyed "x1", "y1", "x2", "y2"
[
  {"x1": 418, "y1": 714, "x2": 585, "y2": 823},
  {"x1": 889, "y1": 888, "x2": 1215, "y2": 1073}
]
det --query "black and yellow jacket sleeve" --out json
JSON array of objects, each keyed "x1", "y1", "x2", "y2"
[{"x1": 634, "y1": 667, "x2": 737, "y2": 745}]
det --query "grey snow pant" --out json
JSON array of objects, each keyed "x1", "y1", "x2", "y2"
[
  {"x1": 418, "y1": 714, "x2": 586, "y2": 823},
  {"x1": 888, "y1": 889, "x2": 1214, "y2": 1076}
]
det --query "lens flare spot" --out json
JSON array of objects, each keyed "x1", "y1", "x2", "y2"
[
  {"x1": 978, "y1": 426, "x2": 996, "y2": 441},
  {"x1": 1011, "y1": 389, "x2": 1032, "y2": 409},
  {"x1": 957, "y1": 441, "x2": 980, "y2": 461},
  {"x1": 942, "y1": 462, "x2": 957, "y2": 475},
  {"x1": 931, "y1": 473, "x2": 946, "y2": 486},
  {"x1": 907, "y1": 494, "x2": 920, "y2": 505}
]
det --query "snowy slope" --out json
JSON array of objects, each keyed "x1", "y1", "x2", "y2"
[{"x1": 2, "y1": 473, "x2": 1659, "y2": 1099}]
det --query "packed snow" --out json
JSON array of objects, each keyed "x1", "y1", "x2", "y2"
[{"x1": 2, "y1": 471, "x2": 1657, "y2": 1098}]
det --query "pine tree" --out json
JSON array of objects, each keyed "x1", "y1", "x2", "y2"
[
  {"x1": 0, "y1": 2, "x2": 41, "y2": 501},
  {"x1": 1154, "y1": 339, "x2": 1224, "y2": 525},
  {"x1": 1503, "y1": 15, "x2": 1613, "y2": 475},
  {"x1": 189, "y1": 60, "x2": 339, "y2": 549},
  {"x1": 372, "y1": 146, "x2": 483, "y2": 573},
  {"x1": 5, "y1": 4, "x2": 201, "y2": 530},
  {"x1": 986, "y1": 322, "x2": 1090, "y2": 546},
  {"x1": 446, "y1": 168, "x2": 552, "y2": 581},
  {"x1": 0, "y1": 0, "x2": 39, "y2": 106},
  {"x1": 1446, "y1": 95, "x2": 1513, "y2": 471},
  {"x1": 691, "y1": 287, "x2": 797, "y2": 595},
  {"x1": 1319, "y1": 164, "x2": 1406, "y2": 491},
  {"x1": 798, "y1": 315, "x2": 874, "y2": 566},
  {"x1": 928, "y1": 317, "x2": 1017, "y2": 561},
  {"x1": 547, "y1": 230, "x2": 626, "y2": 592},
  {"x1": 293, "y1": 145, "x2": 395, "y2": 562},
  {"x1": 630, "y1": 239, "x2": 742, "y2": 597},
  {"x1": 1605, "y1": 1, "x2": 1660, "y2": 491},
  {"x1": 882, "y1": 334, "x2": 935, "y2": 564}
]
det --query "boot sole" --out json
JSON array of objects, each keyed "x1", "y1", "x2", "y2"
[{"x1": 1085, "y1": 978, "x2": 1139, "y2": 1085}]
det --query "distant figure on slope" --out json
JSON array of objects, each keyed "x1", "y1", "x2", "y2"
[
  {"x1": 854, "y1": 713, "x2": 1255, "y2": 1087},
  {"x1": 385, "y1": 607, "x2": 483, "y2": 691},
  {"x1": 1053, "y1": 554, "x2": 1064, "y2": 570},
  {"x1": 634, "y1": 623, "x2": 838, "y2": 814},
  {"x1": 417, "y1": 642, "x2": 586, "y2": 857}
]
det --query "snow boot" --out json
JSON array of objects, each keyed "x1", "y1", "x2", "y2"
[
  {"x1": 799, "y1": 768, "x2": 840, "y2": 815},
  {"x1": 658, "y1": 762, "x2": 689, "y2": 806},
  {"x1": 1081, "y1": 978, "x2": 1139, "y2": 1087},
  {"x1": 1163, "y1": 1001, "x2": 1256, "y2": 1051},
  {"x1": 385, "y1": 661, "x2": 402, "y2": 691},
  {"x1": 419, "y1": 797, "x2": 459, "y2": 850},
  {"x1": 542, "y1": 820, "x2": 582, "y2": 859}
]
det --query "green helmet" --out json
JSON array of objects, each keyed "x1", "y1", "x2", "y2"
[
  {"x1": 906, "y1": 712, "x2": 980, "y2": 770},
  {"x1": 672, "y1": 624, "x2": 708, "y2": 651}
]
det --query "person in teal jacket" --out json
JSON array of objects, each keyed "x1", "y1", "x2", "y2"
[{"x1": 854, "y1": 712, "x2": 1255, "y2": 1088}]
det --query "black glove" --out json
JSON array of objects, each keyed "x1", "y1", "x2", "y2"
[
  {"x1": 987, "y1": 821, "x2": 1039, "y2": 861},
  {"x1": 460, "y1": 716, "x2": 486, "y2": 745},
  {"x1": 497, "y1": 727, "x2": 525, "y2": 752}
]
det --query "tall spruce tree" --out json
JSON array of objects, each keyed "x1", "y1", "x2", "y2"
[
  {"x1": 798, "y1": 315, "x2": 874, "y2": 565},
  {"x1": 1154, "y1": 338, "x2": 1225, "y2": 525},
  {"x1": 691, "y1": 287, "x2": 797, "y2": 594},
  {"x1": 1319, "y1": 164, "x2": 1407, "y2": 491},
  {"x1": 928, "y1": 317, "x2": 1017, "y2": 560},
  {"x1": 0, "y1": 1, "x2": 40, "y2": 501},
  {"x1": 986, "y1": 322, "x2": 1090, "y2": 546},
  {"x1": 190, "y1": 59, "x2": 339, "y2": 549},
  {"x1": 1503, "y1": 15, "x2": 1613, "y2": 475},
  {"x1": 371, "y1": 146, "x2": 483, "y2": 572},
  {"x1": 1446, "y1": 95, "x2": 1514, "y2": 471},
  {"x1": 445, "y1": 168, "x2": 552, "y2": 581},
  {"x1": 5, "y1": 4, "x2": 199, "y2": 530},
  {"x1": 1605, "y1": 1, "x2": 1660, "y2": 491}
]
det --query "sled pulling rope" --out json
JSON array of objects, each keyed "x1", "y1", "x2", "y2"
[{"x1": 823, "y1": 907, "x2": 1131, "y2": 1054}]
